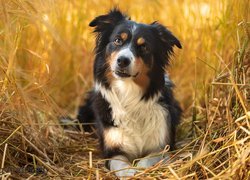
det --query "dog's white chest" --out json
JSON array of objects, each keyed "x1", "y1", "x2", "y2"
[
  {"x1": 97, "y1": 80, "x2": 170, "y2": 159},
  {"x1": 117, "y1": 102, "x2": 169, "y2": 159}
]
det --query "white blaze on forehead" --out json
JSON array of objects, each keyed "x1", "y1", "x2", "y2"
[
  {"x1": 131, "y1": 24, "x2": 138, "y2": 33},
  {"x1": 116, "y1": 47, "x2": 135, "y2": 61}
]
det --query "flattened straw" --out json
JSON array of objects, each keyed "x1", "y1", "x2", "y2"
[
  {"x1": 211, "y1": 82, "x2": 247, "y2": 86},
  {"x1": 1, "y1": 143, "x2": 8, "y2": 169},
  {"x1": 168, "y1": 166, "x2": 180, "y2": 179},
  {"x1": 20, "y1": 134, "x2": 54, "y2": 165},
  {"x1": 233, "y1": 131, "x2": 241, "y2": 156},
  {"x1": 96, "y1": 169, "x2": 99, "y2": 180},
  {"x1": 239, "y1": 126, "x2": 250, "y2": 135},
  {"x1": 180, "y1": 172, "x2": 197, "y2": 179},
  {"x1": 235, "y1": 112, "x2": 250, "y2": 122},
  {"x1": 1, "y1": 173, "x2": 11, "y2": 180},
  {"x1": 196, "y1": 161, "x2": 216, "y2": 177},
  {"x1": 27, "y1": 153, "x2": 58, "y2": 175},
  {"x1": 89, "y1": 151, "x2": 92, "y2": 168},
  {"x1": 0, "y1": 126, "x2": 21, "y2": 146}
]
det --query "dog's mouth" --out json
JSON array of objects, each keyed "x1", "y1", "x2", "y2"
[{"x1": 114, "y1": 70, "x2": 139, "y2": 78}]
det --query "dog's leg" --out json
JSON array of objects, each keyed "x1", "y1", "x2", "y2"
[
  {"x1": 137, "y1": 154, "x2": 170, "y2": 168},
  {"x1": 109, "y1": 155, "x2": 137, "y2": 178},
  {"x1": 77, "y1": 91, "x2": 95, "y2": 132}
]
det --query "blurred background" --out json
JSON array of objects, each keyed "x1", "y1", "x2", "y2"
[{"x1": 0, "y1": 0, "x2": 249, "y2": 179}]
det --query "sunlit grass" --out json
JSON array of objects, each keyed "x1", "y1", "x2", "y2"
[{"x1": 0, "y1": 0, "x2": 249, "y2": 179}]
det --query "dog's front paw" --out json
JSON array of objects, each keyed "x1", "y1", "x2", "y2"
[
  {"x1": 115, "y1": 168, "x2": 137, "y2": 178},
  {"x1": 137, "y1": 155, "x2": 170, "y2": 168}
]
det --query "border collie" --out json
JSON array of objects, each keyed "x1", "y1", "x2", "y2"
[{"x1": 77, "y1": 9, "x2": 182, "y2": 177}]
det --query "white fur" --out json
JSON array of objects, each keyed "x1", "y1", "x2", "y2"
[
  {"x1": 131, "y1": 24, "x2": 138, "y2": 33},
  {"x1": 109, "y1": 155, "x2": 137, "y2": 177},
  {"x1": 116, "y1": 48, "x2": 135, "y2": 61},
  {"x1": 95, "y1": 79, "x2": 170, "y2": 161}
]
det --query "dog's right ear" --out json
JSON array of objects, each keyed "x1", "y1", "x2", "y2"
[{"x1": 89, "y1": 9, "x2": 127, "y2": 32}]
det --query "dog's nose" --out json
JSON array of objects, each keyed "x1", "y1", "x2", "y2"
[{"x1": 117, "y1": 56, "x2": 131, "y2": 68}]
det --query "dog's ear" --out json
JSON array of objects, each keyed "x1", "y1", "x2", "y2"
[
  {"x1": 89, "y1": 9, "x2": 127, "y2": 32},
  {"x1": 151, "y1": 22, "x2": 182, "y2": 49}
]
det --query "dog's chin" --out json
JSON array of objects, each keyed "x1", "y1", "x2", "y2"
[
  {"x1": 113, "y1": 70, "x2": 139, "y2": 79},
  {"x1": 115, "y1": 70, "x2": 131, "y2": 78}
]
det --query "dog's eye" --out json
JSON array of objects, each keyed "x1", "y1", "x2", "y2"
[{"x1": 114, "y1": 38, "x2": 123, "y2": 46}]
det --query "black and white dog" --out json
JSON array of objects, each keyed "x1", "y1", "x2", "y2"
[{"x1": 77, "y1": 9, "x2": 182, "y2": 177}]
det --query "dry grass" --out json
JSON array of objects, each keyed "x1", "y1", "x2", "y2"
[{"x1": 0, "y1": 0, "x2": 249, "y2": 179}]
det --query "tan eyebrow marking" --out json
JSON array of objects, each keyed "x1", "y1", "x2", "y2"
[
  {"x1": 137, "y1": 37, "x2": 145, "y2": 45},
  {"x1": 121, "y1": 32, "x2": 128, "y2": 41}
]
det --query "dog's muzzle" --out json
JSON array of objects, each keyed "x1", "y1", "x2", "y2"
[{"x1": 115, "y1": 56, "x2": 132, "y2": 78}]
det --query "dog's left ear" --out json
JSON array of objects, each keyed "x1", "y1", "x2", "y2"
[
  {"x1": 151, "y1": 22, "x2": 182, "y2": 49},
  {"x1": 89, "y1": 9, "x2": 128, "y2": 32}
]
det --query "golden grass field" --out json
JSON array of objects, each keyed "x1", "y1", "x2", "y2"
[{"x1": 0, "y1": 0, "x2": 249, "y2": 179}]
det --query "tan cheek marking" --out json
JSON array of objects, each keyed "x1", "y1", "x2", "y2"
[
  {"x1": 104, "y1": 128, "x2": 123, "y2": 148},
  {"x1": 121, "y1": 32, "x2": 128, "y2": 41},
  {"x1": 133, "y1": 58, "x2": 150, "y2": 91},
  {"x1": 137, "y1": 37, "x2": 145, "y2": 46},
  {"x1": 109, "y1": 51, "x2": 118, "y2": 66},
  {"x1": 105, "y1": 52, "x2": 118, "y2": 84},
  {"x1": 105, "y1": 70, "x2": 114, "y2": 84}
]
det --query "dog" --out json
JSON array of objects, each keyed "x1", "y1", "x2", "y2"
[{"x1": 77, "y1": 9, "x2": 182, "y2": 177}]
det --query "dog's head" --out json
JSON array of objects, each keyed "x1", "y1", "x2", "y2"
[{"x1": 90, "y1": 9, "x2": 181, "y2": 96}]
